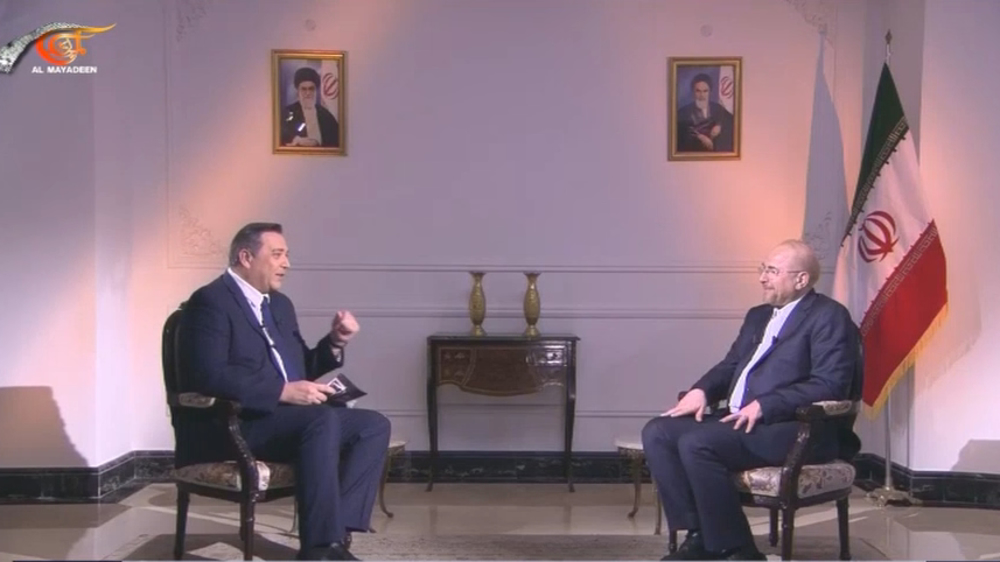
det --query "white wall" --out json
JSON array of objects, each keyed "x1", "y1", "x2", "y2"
[
  {"x1": 128, "y1": 0, "x2": 868, "y2": 456},
  {"x1": 852, "y1": 0, "x2": 1000, "y2": 474},
  {"x1": 0, "y1": 0, "x2": 100, "y2": 467},
  {"x1": 911, "y1": 0, "x2": 1000, "y2": 472},
  {"x1": 23, "y1": 0, "x2": 1000, "y2": 472}
]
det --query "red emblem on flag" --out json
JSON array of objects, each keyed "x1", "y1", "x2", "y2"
[
  {"x1": 720, "y1": 75, "x2": 734, "y2": 100},
  {"x1": 858, "y1": 210, "x2": 898, "y2": 262},
  {"x1": 322, "y1": 72, "x2": 338, "y2": 100}
]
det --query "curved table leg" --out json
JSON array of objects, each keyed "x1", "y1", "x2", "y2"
[
  {"x1": 378, "y1": 455, "x2": 394, "y2": 518},
  {"x1": 627, "y1": 457, "x2": 642, "y2": 518}
]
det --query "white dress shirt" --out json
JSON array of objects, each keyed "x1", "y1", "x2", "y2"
[
  {"x1": 728, "y1": 295, "x2": 805, "y2": 412},
  {"x1": 227, "y1": 268, "x2": 293, "y2": 381}
]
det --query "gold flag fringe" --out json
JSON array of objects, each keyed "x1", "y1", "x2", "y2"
[{"x1": 861, "y1": 302, "x2": 949, "y2": 419}]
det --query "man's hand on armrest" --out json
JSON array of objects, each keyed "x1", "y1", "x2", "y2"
[{"x1": 279, "y1": 380, "x2": 336, "y2": 406}]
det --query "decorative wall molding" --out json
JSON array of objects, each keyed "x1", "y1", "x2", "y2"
[
  {"x1": 288, "y1": 263, "x2": 761, "y2": 274},
  {"x1": 167, "y1": 258, "x2": 838, "y2": 275},
  {"x1": 167, "y1": 260, "x2": 763, "y2": 274},
  {"x1": 297, "y1": 305, "x2": 746, "y2": 320},
  {"x1": 177, "y1": 206, "x2": 225, "y2": 259},
  {"x1": 802, "y1": 210, "x2": 842, "y2": 264},
  {"x1": 377, "y1": 406, "x2": 663, "y2": 418},
  {"x1": 784, "y1": 0, "x2": 837, "y2": 45},
  {"x1": 176, "y1": 0, "x2": 212, "y2": 43}
]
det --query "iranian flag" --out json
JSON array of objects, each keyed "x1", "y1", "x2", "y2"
[
  {"x1": 319, "y1": 59, "x2": 340, "y2": 119},
  {"x1": 832, "y1": 63, "x2": 948, "y2": 414},
  {"x1": 718, "y1": 65, "x2": 735, "y2": 114}
]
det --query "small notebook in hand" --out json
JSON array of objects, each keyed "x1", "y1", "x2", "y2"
[{"x1": 313, "y1": 371, "x2": 368, "y2": 403}]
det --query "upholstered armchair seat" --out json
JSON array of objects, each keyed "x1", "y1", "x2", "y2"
[
  {"x1": 173, "y1": 461, "x2": 296, "y2": 492},
  {"x1": 668, "y1": 390, "x2": 862, "y2": 561},
  {"x1": 162, "y1": 306, "x2": 301, "y2": 561},
  {"x1": 734, "y1": 459, "x2": 856, "y2": 499}
]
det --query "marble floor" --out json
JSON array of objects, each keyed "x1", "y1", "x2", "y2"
[{"x1": 1, "y1": 482, "x2": 999, "y2": 561}]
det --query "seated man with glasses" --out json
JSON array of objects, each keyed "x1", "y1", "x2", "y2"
[{"x1": 641, "y1": 239, "x2": 862, "y2": 560}]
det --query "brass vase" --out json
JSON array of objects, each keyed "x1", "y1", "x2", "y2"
[
  {"x1": 468, "y1": 271, "x2": 486, "y2": 335},
  {"x1": 523, "y1": 272, "x2": 541, "y2": 337}
]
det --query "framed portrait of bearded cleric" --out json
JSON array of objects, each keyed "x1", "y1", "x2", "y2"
[
  {"x1": 272, "y1": 50, "x2": 346, "y2": 155},
  {"x1": 668, "y1": 57, "x2": 742, "y2": 161}
]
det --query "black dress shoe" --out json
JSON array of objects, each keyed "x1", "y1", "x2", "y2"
[
  {"x1": 296, "y1": 541, "x2": 360, "y2": 561},
  {"x1": 718, "y1": 544, "x2": 767, "y2": 561},
  {"x1": 661, "y1": 530, "x2": 715, "y2": 561}
]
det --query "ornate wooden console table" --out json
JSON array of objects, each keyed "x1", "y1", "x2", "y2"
[{"x1": 426, "y1": 333, "x2": 580, "y2": 491}]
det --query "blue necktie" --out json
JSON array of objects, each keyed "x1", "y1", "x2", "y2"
[{"x1": 261, "y1": 296, "x2": 303, "y2": 382}]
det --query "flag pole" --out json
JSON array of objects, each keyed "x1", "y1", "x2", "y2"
[
  {"x1": 864, "y1": 30, "x2": 920, "y2": 508},
  {"x1": 866, "y1": 396, "x2": 919, "y2": 506}
]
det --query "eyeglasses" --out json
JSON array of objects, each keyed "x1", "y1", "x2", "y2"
[{"x1": 758, "y1": 264, "x2": 804, "y2": 277}]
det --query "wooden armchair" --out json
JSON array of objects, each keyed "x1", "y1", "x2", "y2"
[
  {"x1": 666, "y1": 392, "x2": 858, "y2": 561},
  {"x1": 162, "y1": 305, "x2": 297, "y2": 561}
]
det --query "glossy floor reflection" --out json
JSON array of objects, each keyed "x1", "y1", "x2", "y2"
[{"x1": 1, "y1": 483, "x2": 999, "y2": 561}]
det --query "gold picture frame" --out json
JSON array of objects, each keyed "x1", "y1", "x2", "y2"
[
  {"x1": 272, "y1": 49, "x2": 346, "y2": 155},
  {"x1": 668, "y1": 56, "x2": 742, "y2": 161}
]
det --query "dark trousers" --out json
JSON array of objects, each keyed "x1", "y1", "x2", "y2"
[
  {"x1": 241, "y1": 405, "x2": 391, "y2": 550},
  {"x1": 641, "y1": 413, "x2": 835, "y2": 552}
]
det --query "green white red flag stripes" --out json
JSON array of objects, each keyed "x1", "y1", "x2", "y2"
[{"x1": 832, "y1": 63, "x2": 948, "y2": 414}]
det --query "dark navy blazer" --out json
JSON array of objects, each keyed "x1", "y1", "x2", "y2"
[
  {"x1": 691, "y1": 289, "x2": 863, "y2": 460},
  {"x1": 173, "y1": 273, "x2": 344, "y2": 466}
]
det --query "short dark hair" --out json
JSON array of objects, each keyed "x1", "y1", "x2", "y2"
[
  {"x1": 690, "y1": 73, "x2": 713, "y2": 91},
  {"x1": 229, "y1": 223, "x2": 283, "y2": 266},
  {"x1": 294, "y1": 67, "x2": 321, "y2": 89}
]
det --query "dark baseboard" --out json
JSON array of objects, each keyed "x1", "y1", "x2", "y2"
[
  {"x1": 0, "y1": 450, "x2": 638, "y2": 503},
  {"x1": 4, "y1": 449, "x2": 999, "y2": 509},
  {"x1": 385, "y1": 451, "x2": 640, "y2": 484},
  {"x1": 853, "y1": 452, "x2": 1000, "y2": 509},
  {"x1": 0, "y1": 451, "x2": 173, "y2": 504}
]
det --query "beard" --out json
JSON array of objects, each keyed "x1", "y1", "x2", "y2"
[{"x1": 694, "y1": 99, "x2": 710, "y2": 116}]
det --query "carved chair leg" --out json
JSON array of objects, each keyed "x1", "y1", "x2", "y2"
[
  {"x1": 627, "y1": 457, "x2": 642, "y2": 518},
  {"x1": 668, "y1": 529, "x2": 678, "y2": 553},
  {"x1": 173, "y1": 488, "x2": 190, "y2": 560},
  {"x1": 240, "y1": 497, "x2": 257, "y2": 561},
  {"x1": 769, "y1": 507, "x2": 779, "y2": 546},
  {"x1": 379, "y1": 453, "x2": 394, "y2": 518},
  {"x1": 837, "y1": 497, "x2": 851, "y2": 560},
  {"x1": 780, "y1": 508, "x2": 795, "y2": 561},
  {"x1": 290, "y1": 497, "x2": 299, "y2": 533}
]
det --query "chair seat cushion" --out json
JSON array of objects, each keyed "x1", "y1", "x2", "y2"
[
  {"x1": 734, "y1": 460, "x2": 855, "y2": 498},
  {"x1": 173, "y1": 461, "x2": 296, "y2": 492}
]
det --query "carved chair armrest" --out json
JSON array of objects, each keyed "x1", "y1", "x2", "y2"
[
  {"x1": 794, "y1": 400, "x2": 857, "y2": 422},
  {"x1": 778, "y1": 400, "x2": 858, "y2": 499},
  {"x1": 171, "y1": 392, "x2": 215, "y2": 409},
  {"x1": 167, "y1": 392, "x2": 261, "y2": 494},
  {"x1": 168, "y1": 391, "x2": 241, "y2": 412}
]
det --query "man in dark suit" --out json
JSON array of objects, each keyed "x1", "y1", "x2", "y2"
[
  {"x1": 642, "y1": 239, "x2": 861, "y2": 560},
  {"x1": 281, "y1": 67, "x2": 340, "y2": 148},
  {"x1": 177, "y1": 222, "x2": 390, "y2": 561}
]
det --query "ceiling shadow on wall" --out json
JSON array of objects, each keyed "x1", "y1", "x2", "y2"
[{"x1": 0, "y1": 386, "x2": 86, "y2": 467}]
